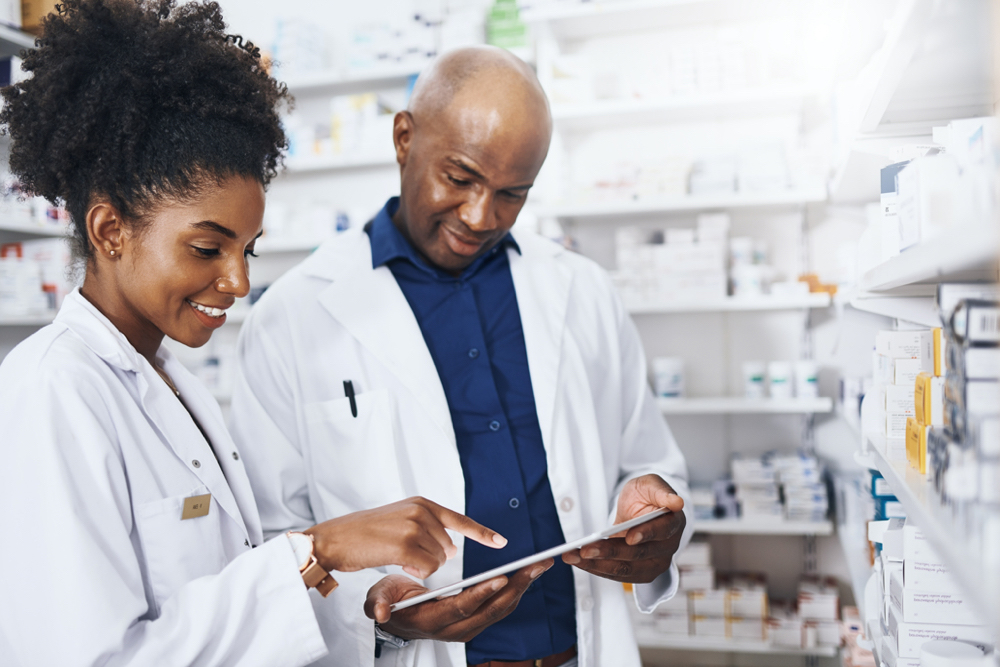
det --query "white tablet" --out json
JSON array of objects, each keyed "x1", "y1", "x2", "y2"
[{"x1": 389, "y1": 508, "x2": 669, "y2": 612}]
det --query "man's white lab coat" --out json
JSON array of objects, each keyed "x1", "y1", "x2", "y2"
[
  {"x1": 230, "y1": 225, "x2": 692, "y2": 667},
  {"x1": 0, "y1": 290, "x2": 328, "y2": 667}
]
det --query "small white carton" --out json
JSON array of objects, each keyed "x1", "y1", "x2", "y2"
[
  {"x1": 675, "y1": 541, "x2": 712, "y2": 567},
  {"x1": 797, "y1": 576, "x2": 839, "y2": 620},
  {"x1": 654, "y1": 612, "x2": 690, "y2": 636},
  {"x1": 692, "y1": 615, "x2": 727, "y2": 638},
  {"x1": 690, "y1": 589, "x2": 728, "y2": 616},
  {"x1": 881, "y1": 634, "x2": 921, "y2": 667},
  {"x1": 889, "y1": 568, "x2": 979, "y2": 625},
  {"x1": 886, "y1": 385, "x2": 916, "y2": 414},
  {"x1": 886, "y1": 598, "x2": 993, "y2": 658},
  {"x1": 728, "y1": 616, "x2": 766, "y2": 641},
  {"x1": 679, "y1": 565, "x2": 714, "y2": 591}
]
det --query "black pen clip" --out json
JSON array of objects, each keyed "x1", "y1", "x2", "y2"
[{"x1": 343, "y1": 380, "x2": 358, "y2": 418}]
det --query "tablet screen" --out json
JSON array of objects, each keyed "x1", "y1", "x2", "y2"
[{"x1": 389, "y1": 508, "x2": 669, "y2": 612}]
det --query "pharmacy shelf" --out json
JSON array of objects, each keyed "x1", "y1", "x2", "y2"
[
  {"x1": 0, "y1": 24, "x2": 35, "y2": 59},
  {"x1": 254, "y1": 237, "x2": 324, "y2": 254},
  {"x1": 522, "y1": 0, "x2": 798, "y2": 42},
  {"x1": 281, "y1": 67, "x2": 418, "y2": 95},
  {"x1": 658, "y1": 397, "x2": 832, "y2": 415},
  {"x1": 692, "y1": 518, "x2": 834, "y2": 536},
  {"x1": 846, "y1": 289, "x2": 940, "y2": 328},
  {"x1": 533, "y1": 188, "x2": 827, "y2": 220},
  {"x1": 859, "y1": 437, "x2": 998, "y2": 626},
  {"x1": 857, "y1": 221, "x2": 999, "y2": 293},
  {"x1": 0, "y1": 312, "x2": 55, "y2": 326},
  {"x1": 0, "y1": 220, "x2": 68, "y2": 237},
  {"x1": 627, "y1": 293, "x2": 831, "y2": 314},
  {"x1": 832, "y1": 474, "x2": 873, "y2": 617},
  {"x1": 551, "y1": 89, "x2": 806, "y2": 129},
  {"x1": 633, "y1": 627, "x2": 838, "y2": 656},
  {"x1": 284, "y1": 155, "x2": 397, "y2": 174}
]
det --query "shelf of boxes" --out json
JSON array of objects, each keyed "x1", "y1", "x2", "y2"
[
  {"x1": 0, "y1": 220, "x2": 68, "y2": 237},
  {"x1": 283, "y1": 155, "x2": 397, "y2": 174},
  {"x1": 550, "y1": 89, "x2": 807, "y2": 130},
  {"x1": 692, "y1": 518, "x2": 834, "y2": 536},
  {"x1": 859, "y1": 437, "x2": 997, "y2": 626},
  {"x1": 253, "y1": 237, "x2": 325, "y2": 254},
  {"x1": 626, "y1": 293, "x2": 831, "y2": 315},
  {"x1": 0, "y1": 312, "x2": 56, "y2": 327},
  {"x1": 658, "y1": 397, "x2": 832, "y2": 415},
  {"x1": 281, "y1": 67, "x2": 418, "y2": 95},
  {"x1": 633, "y1": 627, "x2": 839, "y2": 656},
  {"x1": 532, "y1": 188, "x2": 827, "y2": 220},
  {"x1": 857, "y1": 221, "x2": 999, "y2": 294},
  {"x1": 0, "y1": 24, "x2": 35, "y2": 59}
]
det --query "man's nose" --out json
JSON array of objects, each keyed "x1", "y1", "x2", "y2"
[{"x1": 457, "y1": 190, "x2": 495, "y2": 232}]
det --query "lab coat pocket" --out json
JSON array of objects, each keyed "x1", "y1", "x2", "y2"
[
  {"x1": 133, "y1": 485, "x2": 228, "y2": 614},
  {"x1": 303, "y1": 388, "x2": 404, "y2": 512}
]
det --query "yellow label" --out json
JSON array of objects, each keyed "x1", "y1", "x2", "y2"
[
  {"x1": 914, "y1": 372, "x2": 932, "y2": 424},
  {"x1": 181, "y1": 493, "x2": 211, "y2": 520},
  {"x1": 906, "y1": 417, "x2": 920, "y2": 470},
  {"x1": 932, "y1": 328, "x2": 944, "y2": 377}
]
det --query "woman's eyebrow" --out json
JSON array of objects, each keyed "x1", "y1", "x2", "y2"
[{"x1": 191, "y1": 220, "x2": 237, "y2": 239}]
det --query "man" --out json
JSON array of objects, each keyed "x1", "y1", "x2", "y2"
[{"x1": 230, "y1": 46, "x2": 692, "y2": 667}]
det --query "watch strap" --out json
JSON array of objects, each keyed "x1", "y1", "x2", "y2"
[{"x1": 288, "y1": 532, "x2": 339, "y2": 597}]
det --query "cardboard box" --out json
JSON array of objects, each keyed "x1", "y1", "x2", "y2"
[
  {"x1": 914, "y1": 373, "x2": 944, "y2": 426},
  {"x1": 871, "y1": 471, "x2": 895, "y2": 498},
  {"x1": 887, "y1": 412, "x2": 909, "y2": 438},
  {"x1": 675, "y1": 541, "x2": 712, "y2": 567},
  {"x1": 767, "y1": 615, "x2": 803, "y2": 647},
  {"x1": 889, "y1": 568, "x2": 979, "y2": 625},
  {"x1": 881, "y1": 634, "x2": 921, "y2": 667},
  {"x1": 797, "y1": 576, "x2": 839, "y2": 620},
  {"x1": 903, "y1": 557, "x2": 961, "y2": 593},
  {"x1": 728, "y1": 616, "x2": 766, "y2": 641},
  {"x1": 902, "y1": 525, "x2": 945, "y2": 566},
  {"x1": 692, "y1": 615, "x2": 727, "y2": 638},
  {"x1": 886, "y1": 384, "x2": 916, "y2": 414},
  {"x1": 894, "y1": 359, "x2": 927, "y2": 386},
  {"x1": 886, "y1": 599, "x2": 992, "y2": 658},
  {"x1": 728, "y1": 588, "x2": 768, "y2": 618},
  {"x1": 876, "y1": 331, "x2": 934, "y2": 362},
  {"x1": 905, "y1": 417, "x2": 930, "y2": 474},
  {"x1": 654, "y1": 612, "x2": 690, "y2": 635},
  {"x1": 679, "y1": 565, "x2": 714, "y2": 591},
  {"x1": 690, "y1": 589, "x2": 728, "y2": 616},
  {"x1": 885, "y1": 437, "x2": 907, "y2": 463}
]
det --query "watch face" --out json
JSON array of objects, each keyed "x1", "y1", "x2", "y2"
[{"x1": 287, "y1": 532, "x2": 314, "y2": 569}]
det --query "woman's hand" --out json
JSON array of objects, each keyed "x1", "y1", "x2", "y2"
[{"x1": 305, "y1": 496, "x2": 507, "y2": 579}]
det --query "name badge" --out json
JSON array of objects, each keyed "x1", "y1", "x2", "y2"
[{"x1": 181, "y1": 493, "x2": 212, "y2": 520}]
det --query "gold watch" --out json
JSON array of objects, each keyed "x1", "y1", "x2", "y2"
[{"x1": 286, "y1": 531, "x2": 339, "y2": 597}]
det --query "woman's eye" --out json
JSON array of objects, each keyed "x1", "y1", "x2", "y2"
[
  {"x1": 245, "y1": 248, "x2": 259, "y2": 258},
  {"x1": 193, "y1": 246, "x2": 220, "y2": 257}
]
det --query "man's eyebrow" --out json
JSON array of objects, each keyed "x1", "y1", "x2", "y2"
[
  {"x1": 191, "y1": 220, "x2": 237, "y2": 239},
  {"x1": 446, "y1": 157, "x2": 533, "y2": 191}
]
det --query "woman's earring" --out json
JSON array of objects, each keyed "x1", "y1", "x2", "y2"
[{"x1": 109, "y1": 249, "x2": 116, "y2": 257}]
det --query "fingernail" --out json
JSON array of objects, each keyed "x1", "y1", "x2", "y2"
[
  {"x1": 632, "y1": 532, "x2": 643, "y2": 543},
  {"x1": 493, "y1": 534, "x2": 508, "y2": 547},
  {"x1": 492, "y1": 578, "x2": 505, "y2": 591},
  {"x1": 564, "y1": 552, "x2": 580, "y2": 564},
  {"x1": 582, "y1": 547, "x2": 598, "y2": 559},
  {"x1": 531, "y1": 566, "x2": 545, "y2": 579}
]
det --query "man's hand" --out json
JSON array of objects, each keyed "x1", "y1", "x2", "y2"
[
  {"x1": 364, "y1": 559, "x2": 554, "y2": 642},
  {"x1": 562, "y1": 474, "x2": 685, "y2": 584}
]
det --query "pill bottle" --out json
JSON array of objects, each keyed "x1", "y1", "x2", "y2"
[{"x1": 653, "y1": 357, "x2": 685, "y2": 399}]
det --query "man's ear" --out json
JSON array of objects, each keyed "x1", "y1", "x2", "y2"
[
  {"x1": 87, "y1": 202, "x2": 126, "y2": 261},
  {"x1": 393, "y1": 110, "x2": 415, "y2": 167}
]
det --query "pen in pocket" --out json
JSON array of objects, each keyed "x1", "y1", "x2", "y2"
[{"x1": 343, "y1": 380, "x2": 358, "y2": 418}]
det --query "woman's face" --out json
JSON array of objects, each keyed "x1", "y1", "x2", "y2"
[{"x1": 101, "y1": 175, "x2": 265, "y2": 352}]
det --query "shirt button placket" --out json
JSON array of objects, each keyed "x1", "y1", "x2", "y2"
[{"x1": 489, "y1": 420, "x2": 501, "y2": 431}]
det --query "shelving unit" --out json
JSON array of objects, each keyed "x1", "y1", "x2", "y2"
[
  {"x1": 284, "y1": 155, "x2": 397, "y2": 174},
  {"x1": 281, "y1": 67, "x2": 418, "y2": 95},
  {"x1": 0, "y1": 24, "x2": 35, "y2": 59},
  {"x1": 533, "y1": 188, "x2": 828, "y2": 220},
  {"x1": 0, "y1": 220, "x2": 68, "y2": 237},
  {"x1": 692, "y1": 518, "x2": 834, "y2": 536},
  {"x1": 626, "y1": 293, "x2": 830, "y2": 314},
  {"x1": 633, "y1": 627, "x2": 839, "y2": 656},
  {"x1": 657, "y1": 397, "x2": 832, "y2": 415}
]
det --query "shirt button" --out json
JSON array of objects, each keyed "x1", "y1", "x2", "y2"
[
  {"x1": 509, "y1": 498, "x2": 520, "y2": 509},
  {"x1": 231, "y1": 452, "x2": 240, "y2": 461},
  {"x1": 191, "y1": 459, "x2": 201, "y2": 469},
  {"x1": 489, "y1": 420, "x2": 501, "y2": 431},
  {"x1": 560, "y1": 497, "x2": 574, "y2": 512},
  {"x1": 244, "y1": 539, "x2": 250, "y2": 547},
  {"x1": 468, "y1": 348, "x2": 479, "y2": 359},
  {"x1": 580, "y1": 597, "x2": 594, "y2": 612}
]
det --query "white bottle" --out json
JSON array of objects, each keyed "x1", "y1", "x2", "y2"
[{"x1": 653, "y1": 357, "x2": 685, "y2": 399}]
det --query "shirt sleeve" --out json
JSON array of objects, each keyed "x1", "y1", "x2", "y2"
[{"x1": 0, "y1": 362, "x2": 327, "y2": 667}]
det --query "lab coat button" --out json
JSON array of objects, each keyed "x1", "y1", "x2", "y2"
[
  {"x1": 244, "y1": 539, "x2": 250, "y2": 547},
  {"x1": 191, "y1": 459, "x2": 201, "y2": 469},
  {"x1": 580, "y1": 597, "x2": 594, "y2": 612},
  {"x1": 508, "y1": 497, "x2": 520, "y2": 509},
  {"x1": 232, "y1": 452, "x2": 239, "y2": 461},
  {"x1": 489, "y1": 420, "x2": 501, "y2": 431},
  {"x1": 559, "y1": 497, "x2": 574, "y2": 512}
]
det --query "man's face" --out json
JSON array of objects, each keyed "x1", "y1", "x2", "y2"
[{"x1": 391, "y1": 86, "x2": 551, "y2": 274}]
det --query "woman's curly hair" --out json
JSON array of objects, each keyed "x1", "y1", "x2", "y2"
[{"x1": 0, "y1": 0, "x2": 291, "y2": 262}]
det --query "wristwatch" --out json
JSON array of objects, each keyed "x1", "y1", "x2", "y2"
[{"x1": 286, "y1": 532, "x2": 338, "y2": 597}]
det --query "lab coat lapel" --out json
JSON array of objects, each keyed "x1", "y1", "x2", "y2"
[
  {"x1": 310, "y1": 231, "x2": 456, "y2": 447},
  {"x1": 508, "y1": 231, "x2": 572, "y2": 450}
]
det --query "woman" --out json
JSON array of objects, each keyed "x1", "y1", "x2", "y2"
[{"x1": 0, "y1": 2, "x2": 508, "y2": 665}]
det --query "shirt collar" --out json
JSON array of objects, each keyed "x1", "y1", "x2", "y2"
[{"x1": 366, "y1": 197, "x2": 520, "y2": 278}]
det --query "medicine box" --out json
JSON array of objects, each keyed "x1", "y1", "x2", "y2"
[
  {"x1": 894, "y1": 359, "x2": 927, "y2": 387},
  {"x1": 808, "y1": 620, "x2": 841, "y2": 647},
  {"x1": 886, "y1": 599, "x2": 992, "y2": 658},
  {"x1": 871, "y1": 471, "x2": 895, "y2": 498},
  {"x1": 905, "y1": 417, "x2": 930, "y2": 474},
  {"x1": 885, "y1": 385, "x2": 916, "y2": 414},
  {"x1": 690, "y1": 589, "x2": 728, "y2": 616},
  {"x1": 728, "y1": 589, "x2": 767, "y2": 618},
  {"x1": 914, "y1": 373, "x2": 944, "y2": 426},
  {"x1": 797, "y1": 577, "x2": 839, "y2": 620},
  {"x1": 875, "y1": 496, "x2": 906, "y2": 520},
  {"x1": 675, "y1": 540, "x2": 711, "y2": 567},
  {"x1": 887, "y1": 413, "x2": 909, "y2": 438},
  {"x1": 692, "y1": 615, "x2": 727, "y2": 638},
  {"x1": 903, "y1": 558, "x2": 960, "y2": 594},
  {"x1": 881, "y1": 518, "x2": 906, "y2": 561},
  {"x1": 679, "y1": 565, "x2": 714, "y2": 591},
  {"x1": 876, "y1": 331, "x2": 934, "y2": 362},
  {"x1": 654, "y1": 612, "x2": 690, "y2": 636},
  {"x1": 902, "y1": 525, "x2": 945, "y2": 566},
  {"x1": 767, "y1": 615, "x2": 803, "y2": 648},
  {"x1": 881, "y1": 634, "x2": 921, "y2": 667},
  {"x1": 655, "y1": 592, "x2": 689, "y2": 615},
  {"x1": 889, "y1": 568, "x2": 979, "y2": 625},
  {"x1": 728, "y1": 616, "x2": 766, "y2": 641}
]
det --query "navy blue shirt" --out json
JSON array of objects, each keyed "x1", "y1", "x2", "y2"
[{"x1": 367, "y1": 198, "x2": 576, "y2": 662}]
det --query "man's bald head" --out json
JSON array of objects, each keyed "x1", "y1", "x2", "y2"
[{"x1": 389, "y1": 47, "x2": 553, "y2": 274}]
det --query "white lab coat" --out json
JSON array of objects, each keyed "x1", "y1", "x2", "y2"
[
  {"x1": 0, "y1": 289, "x2": 328, "y2": 667},
  {"x1": 229, "y1": 225, "x2": 693, "y2": 667}
]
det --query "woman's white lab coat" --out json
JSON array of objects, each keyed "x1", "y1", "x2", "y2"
[
  {"x1": 228, "y1": 225, "x2": 694, "y2": 667},
  {"x1": 0, "y1": 290, "x2": 328, "y2": 667}
]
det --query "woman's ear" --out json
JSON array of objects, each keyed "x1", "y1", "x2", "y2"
[{"x1": 87, "y1": 202, "x2": 125, "y2": 260}]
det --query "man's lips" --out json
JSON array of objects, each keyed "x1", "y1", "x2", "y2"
[{"x1": 441, "y1": 225, "x2": 488, "y2": 256}]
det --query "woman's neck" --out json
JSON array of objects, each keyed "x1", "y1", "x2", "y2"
[{"x1": 80, "y1": 278, "x2": 165, "y2": 368}]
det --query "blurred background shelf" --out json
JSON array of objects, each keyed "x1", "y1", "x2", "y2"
[
  {"x1": 692, "y1": 518, "x2": 834, "y2": 535},
  {"x1": 633, "y1": 628, "x2": 839, "y2": 656},
  {"x1": 533, "y1": 189, "x2": 828, "y2": 220},
  {"x1": 657, "y1": 397, "x2": 833, "y2": 415},
  {"x1": 284, "y1": 155, "x2": 397, "y2": 174},
  {"x1": 0, "y1": 220, "x2": 68, "y2": 237},
  {"x1": 282, "y1": 67, "x2": 418, "y2": 95},
  {"x1": 627, "y1": 293, "x2": 831, "y2": 314}
]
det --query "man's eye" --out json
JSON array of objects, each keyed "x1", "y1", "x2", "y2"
[
  {"x1": 447, "y1": 174, "x2": 470, "y2": 186},
  {"x1": 193, "y1": 246, "x2": 220, "y2": 257}
]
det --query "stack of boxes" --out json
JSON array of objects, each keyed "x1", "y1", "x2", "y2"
[
  {"x1": 710, "y1": 453, "x2": 830, "y2": 524},
  {"x1": 0, "y1": 238, "x2": 74, "y2": 317},
  {"x1": 870, "y1": 519, "x2": 994, "y2": 667}
]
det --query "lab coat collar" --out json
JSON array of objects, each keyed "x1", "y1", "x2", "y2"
[
  {"x1": 55, "y1": 288, "x2": 257, "y2": 541},
  {"x1": 303, "y1": 227, "x2": 457, "y2": 447}
]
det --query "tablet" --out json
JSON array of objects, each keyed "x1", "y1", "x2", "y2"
[{"x1": 389, "y1": 508, "x2": 669, "y2": 612}]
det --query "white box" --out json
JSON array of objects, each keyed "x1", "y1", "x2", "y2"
[
  {"x1": 692, "y1": 615, "x2": 727, "y2": 638},
  {"x1": 889, "y1": 568, "x2": 979, "y2": 625},
  {"x1": 667, "y1": 228, "x2": 696, "y2": 245},
  {"x1": 886, "y1": 385, "x2": 916, "y2": 414},
  {"x1": 767, "y1": 616, "x2": 803, "y2": 648},
  {"x1": 904, "y1": 558, "x2": 961, "y2": 593},
  {"x1": 675, "y1": 541, "x2": 712, "y2": 567},
  {"x1": 876, "y1": 331, "x2": 934, "y2": 361},
  {"x1": 881, "y1": 634, "x2": 922, "y2": 667},
  {"x1": 728, "y1": 616, "x2": 766, "y2": 641},
  {"x1": 679, "y1": 565, "x2": 714, "y2": 591},
  {"x1": 797, "y1": 577, "x2": 839, "y2": 620},
  {"x1": 902, "y1": 525, "x2": 945, "y2": 566},
  {"x1": 655, "y1": 592, "x2": 689, "y2": 615},
  {"x1": 654, "y1": 612, "x2": 690, "y2": 635},
  {"x1": 894, "y1": 358, "x2": 927, "y2": 386},
  {"x1": 690, "y1": 589, "x2": 728, "y2": 616},
  {"x1": 886, "y1": 599, "x2": 993, "y2": 658},
  {"x1": 728, "y1": 588, "x2": 768, "y2": 618},
  {"x1": 808, "y1": 620, "x2": 841, "y2": 647},
  {"x1": 887, "y1": 413, "x2": 909, "y2": 438}
]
